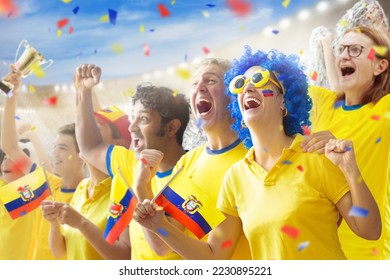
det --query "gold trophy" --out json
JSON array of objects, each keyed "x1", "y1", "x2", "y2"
[{"x1": 0, "y1": 39, "x2": 53, "y2": 96}]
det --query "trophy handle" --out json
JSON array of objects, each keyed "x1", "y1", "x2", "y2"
[
  {"x1": 15, "y1": 39, "x2": 28, "y2": 65},
  {"x1": 41, "y1": 59, "x2": 53, "y2": 71}
]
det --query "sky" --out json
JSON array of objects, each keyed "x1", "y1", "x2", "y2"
[{"x1": 0, "y1": 0, "x2": 323, "y2": 86}]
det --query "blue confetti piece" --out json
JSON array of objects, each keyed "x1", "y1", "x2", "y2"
[
  {"x1": 20, "y1": 210, "x2": 27, "y2": 217},
  {"x1": 206, "y1": 4, "x2": 216, "y2": 8},
  {"x1": 334, "y1": 100, "x2": 343, "y2": 109},
  {"x1": 348, "y1": 205, "x2": 369, "y2": 217},
  {"x1": 93, "y1": 49, "x2": 97, "y2": 54},
  {"x1": 263, "y1": 146, "x2": 268, "y2": 153},
  {"x1": 72, "y1": 6, "x2": 80, "y2": 15},
  {"x1": 298, "y1": 241, "x2": 310, "y2": 252},
  {"x1": 157, "y1": 228, "x2": 168, "y2": 236},
  {"x1": 108, "y1": 9, "x2": 118, "y2": 25},
  {"x1": 15, "y1": 115, "x2": 21, "y2": 120},
  {"x1": 184, "y1": 54, "x2": 188, "y2": 62},
  {"x1": 196, "y1": 118, "x2": 203, "y2": 128},
  {"x1": 272, "y1": 30, "x2": 279, "y2": 35},
  {"x1": 375, "y1": 137, "x2": 381, "y2": 144},
  {"x1": 282, "y1": 160, "x2": 292, "y2": 165},
  {"x1": 149, "y1": 29, "x2": 155, "y2": 32},
  {"x1": 345, "y1": 146, "x2": 352, "y2": 151}
]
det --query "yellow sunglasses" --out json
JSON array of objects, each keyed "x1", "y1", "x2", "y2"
[{"x1": 229, "y1": 69, "x2": 282, "y2": 94}]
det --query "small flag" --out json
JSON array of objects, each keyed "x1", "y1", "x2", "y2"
[
  {"x1": 153, "y1": 167, "x2": 225, "y2": 239},
  {"x1": 0, "y1": 167, "x2": 51, "y2": 219},
  {"x1": 348, "y1": 205, "x2": 369, "y2": 217},
  {"x1": 104, "y1": 167, "x2": 138, "y2": 244}
]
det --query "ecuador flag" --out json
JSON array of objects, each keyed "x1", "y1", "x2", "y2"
[
  {"x1": 154, "y1": 168, "x2": 225, "y2": 239},
  {"x1": 104, "y1": 167, "x2": 137, "y2": 245},
  {"x1": 0, "y1": 167, "x2": 50, "y2": 219}
]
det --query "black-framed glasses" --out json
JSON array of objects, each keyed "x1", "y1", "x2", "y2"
[{"x1": 333, "y1": 44, "x2": 365, "y2": 57}]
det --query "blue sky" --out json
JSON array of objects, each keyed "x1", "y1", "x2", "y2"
[{"x1": 0, "y1": 0, "x2": 320, "y2": 85}]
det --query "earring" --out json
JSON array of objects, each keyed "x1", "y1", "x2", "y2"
[
  {"x1": 241, "y1": 119, "x2": 247, "y2": 128},
  {"x1": 281, "y1": 107, "x2": 288, "y2": 117}
]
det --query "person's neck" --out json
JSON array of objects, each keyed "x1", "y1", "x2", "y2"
[
  {"x1": 252, "y1": 126, "x2": 293, "y2": 172},
  {"x1": 86, "y1": 162, "x2": 109, "y2": 198},
  {"x1": 61, "y1": 170, "x2": 84, "y2": 190},
  {"x1": 158, "y1": 144, "x2": 185, "y2": 172},
  {"x1": 204, "y1": 122, "x2": 239, "y2": 151}
]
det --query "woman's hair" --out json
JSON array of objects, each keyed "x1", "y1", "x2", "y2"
[
  {"x1": 225, "y1": 46, "x2": 312, "y2": 149},
  {"x1": 336, "y1": 26, "x2": 390, "y2": 104}
]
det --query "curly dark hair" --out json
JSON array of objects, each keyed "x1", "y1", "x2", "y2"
[
  {"x1": 225, "y1": 46, "x2": 312, "y2": 149},
  {"x1": 132, "y1": 84, "x2": 190, "y2": 145}
]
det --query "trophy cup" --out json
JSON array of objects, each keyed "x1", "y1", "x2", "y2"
[{"x1": 0, "y1": 39, "x2": 53, "y2": 96}]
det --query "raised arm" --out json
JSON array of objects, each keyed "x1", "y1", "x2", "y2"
[
  {"x1": 74, "y1": 64, "x2": 109, "y2": 174},
  {"x1": 325, "y1": 139, "x2": 381, "y2": 240},
  {"x1": 321, "y1": 31, "x2": 341, "y2": 91},
  {"x1": 0, "y1": 65, "x2": 34, "y2": 174},
  {"x1": 133, "y1": 199, "x2": 242, "y2": 260},
  {"x1": 18, "y1": 123, "x2": 52, "y2": 173}
]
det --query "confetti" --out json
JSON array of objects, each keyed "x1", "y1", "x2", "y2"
[
  {"x1": 94, "y1": 49, "x2": 97, "y2": 54},
  {"x1": 371, "y1": 115, "x2": 380, "y2": 121},
  {"x1": 202, "y1": 11, "x2": 210, "y2": 18},
  {"x1": 108, "y1": 9, "x2": 117, "y2": 25},
  {"x1": 299, "y1": 49, "x2": 303, "y2": 56},
  {"x1": 72, "y1": 6, "x2": 79, "y2": 15},
  {"x1": 206, "y1": 4, "x2": 216, "y2": 8},
  {"x1": 30, "y1": 63, "x2": 45, "y2": 78},
  {"x1": 272, "y1": 30, "x2": 279, "y2": 35},
  {"x1": 112, "y1": 43, "x2": 123, "y2": 54},
  {"x1": 171, "y1": 0, "x2": 175, "y2": 5},
  {"x1": 68, "y1": 26, "x2": 74, "y2": 34},
  {"x1": 339, "y1": 19, "x2": 348, "y2": 27},
  {"x1": 348, "y1": 205, "x2": 369, "y2": 217},
  {"x1": 62, "y1": 0, "x2": 72, "y2": 3},
  {"x1": 375, "y1": 137, "x2": 381, "y2": 144},
  {"x1": 373, "y1": 45, "x2": 388, "y2": 57},
  {"x1": 298, "y1": 241, "x2": 310, "y2": 252},
  {"x1": 226, "y1": 0, "x2": 251, "y2": 17},
  {"x1": 57, "y1": 18, "x2": 69, "y2": 29},
  {"x1": 158, "y1": 3, "x2": 170, "y2": 17},
  {"x1": 301, "y1": 124, "x2": 311, "y2": 136},
  {"x1": 43, "y1": 96, "x2": 58, "y2": 106},
  {"x1": 57, "y1": 29, "x2": 62, "y2": 38},
  {"x1": 175, "y1": 68, "x2": 191, "y2": 80},
  {"x1": 172, "y1": 90, "x2": 178, "y2": 97},
  {"x1": 196, "y1": 118, "x2": 203, "y2": 128},
  {"x1": 221, "y1": 239, "x2": 233, "y2": 249},
  {"x1": 282, "y1": 160, "x2": 292, "y2": 165},
  {"x1": 184, "y1": 54, "x2": 188, "y2": 62},
  {"x1": 262, "y1": 146, "x2": 268, "y2": 153},
  {"x1": 282, "y1": 0, "x2": 291, "y2": 8},
  {"x1": 68, "y1": 154, "x2": 72, "y2": 160},
  {"x1": 99, "y1": 15, "x2": 109, "y2": 22},
  {"x1": 28, "y1": 85, "x2": 35, "y2": 93},
  {"x1": 344, "y1": 146, "x2": 352, "y2": 151},
  {"x1": 15, "y1": 115, "x2": 21, "y2": 120},
  {"x1": 149, "y1": 29, "x2": 155, "y2": 32},
  {"x1": 157, "y1": 228, "x2": 168, "y2": 236},
  {"x1": 139, "y1": 24, "x2": 145, "y2": 32},
  {"x1": 333, "y1": 100, "x2": 343, "y2": 109},
  {"x1": 367, "y1": 48, "x2": 375, "y2": 61},
  {"x1": 202, "y1": 47, "x2": 210, "y2": 54},
  {"x1": 31, "y1": 125, "x2": 36, "y2": 131},
  {"x1": 140, "y1": 157, "x2": 148, "y2": 165},
  {"x1": 372, "y1": 248, "x2": 378, "y2": 256},
  {"x1": 297, "y1": 165, "x2": 304, "y2": 172},
  {"x1": 143, "y1": 44, "x2": 150, "y2": 56},
  {"x1": 310, "y1": 71, "x2": 318, "y2": 81},
  {"x1": 281, "y1": 225, "x2": 300, "y2": 239}
]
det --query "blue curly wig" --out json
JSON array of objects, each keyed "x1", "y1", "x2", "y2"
[{"x1": 225, "y1": 46, "x2": 312, "y2": 149}]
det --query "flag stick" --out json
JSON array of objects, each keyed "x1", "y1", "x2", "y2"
[
  {"x1": 151, "y1": 165, "x2": 183, "y2": 204},
  {"x1": 116, "y1": 166, "x2": 136, "y2": 197},
  {"x1": 41, "y1": 163, "x2": 54, "y2": 201}
]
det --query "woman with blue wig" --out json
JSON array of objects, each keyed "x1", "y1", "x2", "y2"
[{"x1": 131, "y1": 47, "x2": 381, "y2": 260}]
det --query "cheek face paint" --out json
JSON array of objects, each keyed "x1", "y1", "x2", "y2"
[{"x1": 262, "y1": 89, "x2": 274, "y2": 97}]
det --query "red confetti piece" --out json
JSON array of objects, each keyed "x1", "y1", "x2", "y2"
[
  {"x1": 372, "y1": 248, "x2": 378, "y2": 256},
  {"x1": 57, "y1": 18, "x2": 69, "y2": 29},
  {"x1": 43, "y1": 96, "x2": 58, "y2": 106},
  {"x1": 297, "y1": 165, "x2": 304, "y2": 172},
  {"x1": 0, "y1": 0, "x2": 18, "y2": 16},
  {"x1": 301, "y1": 125, "x2": 311, "y2": 136},
  {"x1": 310, "y1": 71, "x2": 318, "y2": 81},
  {"x1": 143, "y1": 44, "x2": 150, "y2": 56},
  {"x1": 140, "y1": 157, "x2": 148, "y2": 165},
  {"x1": 226, "y1": 0, "x2": 251, "y2": 17},
  {"x1": 202, "y1": 47, "x2": 210, "y2": 54},
  {"x1": 367, "y1": 48, "x2": 375, "y2": 61},
  {"x1": 68, "y1": 26, "x2": 74, "y2": 34},
  {"x1": 221, "y1": 239, "x2": 233, "y2": 249},
  {"x1": 281, "y1": 225, "x2": 300, "y2": 239},
  {"x1": 371, "y1": 115, "x2": 381, "y2": 121},
  {"x1": 158, "y1": 3, "x2": 170, "y2": 17}
]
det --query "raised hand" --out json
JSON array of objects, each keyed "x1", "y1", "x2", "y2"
[
  {"x1": 18, "y1": 123, "x2": 35, "y2": 140},
  {"x1": 41, "y1": 200, "x2": 61, "y2": 223},
  {"x1": 2, "y1": 64, "x2": 22, "y2": 94},
  {"x1": 133, "y1": 199, "x2": 166, "y2": 231},
  {"x1": 325, "y1": 139, "x2": 356, "y2": 171},
  {"x1": 74, "y1": 64, "x2": 101, "y2": 92},
  {"x1": 136, "y1": 149, "x2": 164, "y2": 187}
]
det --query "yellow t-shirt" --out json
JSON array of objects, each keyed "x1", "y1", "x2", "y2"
[
  {"x1": 108, "y1": 145, "x2": 182, "y2": 260},
  {"x1": 310, "y1": 86, "x2": 390, "y2": 259},
  {"x1": 172, "y1": 139, "x2": 251, "y2": 260},
  {"x1": 62, "y1": 177, "x2": 111, "y2": 259},
  {"x1": 0, "y1": 178, "x2": 36, "y2": 259},
  {"x1": 30, "y1": 172, "x2": 73, "y2": 260},
  {"x1": 218, "y1": 135, "x2": 350, "y2": 260}
]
